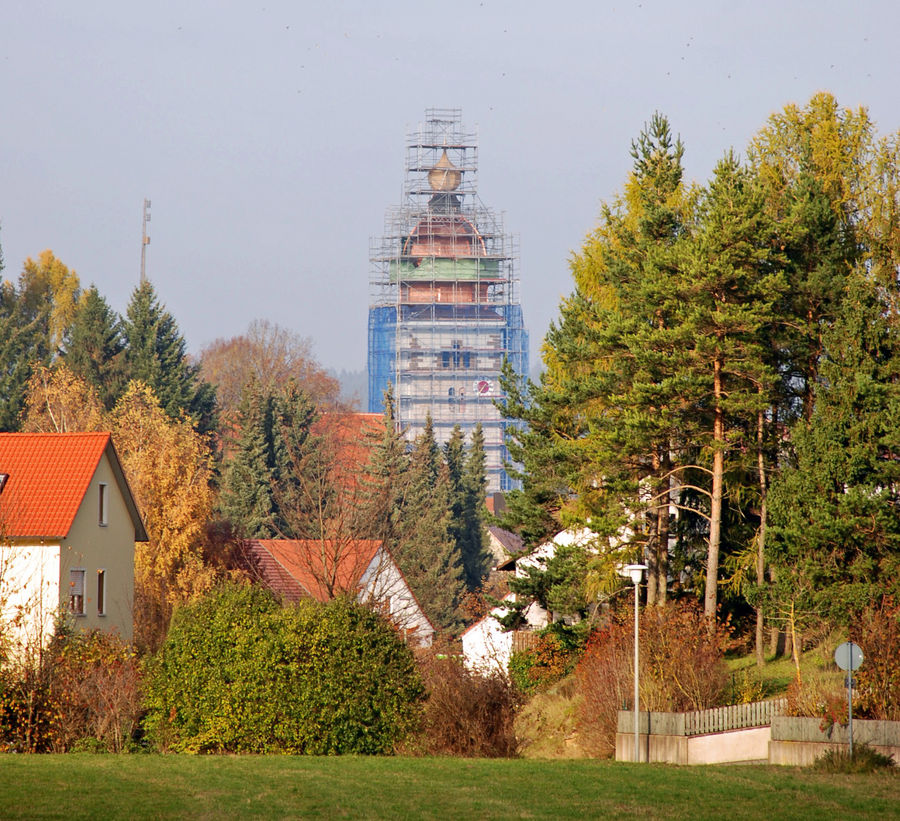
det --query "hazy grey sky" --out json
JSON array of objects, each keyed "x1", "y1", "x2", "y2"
[{"x1": 2, "y1": 1, "x2": 897, "y2": 375}]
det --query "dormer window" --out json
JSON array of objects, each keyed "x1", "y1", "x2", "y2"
[{"x1": 99, "y1": 483, "x2": 108, "y2": 526}]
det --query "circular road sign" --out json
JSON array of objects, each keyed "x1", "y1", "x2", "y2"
[{"x1": 834, "y1": 641, "x2": 864, "y2": 672}]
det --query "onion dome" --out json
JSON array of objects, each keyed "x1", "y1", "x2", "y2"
[{"x1": 428, "y1": 149, "x2": 462, "y2": 192}]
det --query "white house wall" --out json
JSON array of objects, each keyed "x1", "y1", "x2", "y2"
[
  {"x1": 359, "y1": 547, "x2": 433, "y2": 647},
  {"x1": 0, "y1": 542, "x2": 60, "y2": 655},
  {"x1": 462, "y1": 611, "x2": 512, "y2": 674}
]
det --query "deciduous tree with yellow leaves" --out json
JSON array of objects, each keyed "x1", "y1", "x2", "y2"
[{"x1": 108, "y1": 382, "x2": 216, "y2": 651}]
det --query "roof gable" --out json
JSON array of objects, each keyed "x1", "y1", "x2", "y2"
[
  {"x1": 248, "y1": 539, "x2": 382, "y2": 602},
  {"x1": 0, "y1": 432, "x2": 147, "y2": 540}
]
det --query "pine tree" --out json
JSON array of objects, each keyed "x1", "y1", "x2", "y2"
[
  {"x1": 62, "y1": 285, "x2": 126, "y2": 409},
  {"x1": 122, "y1": 280, "x2": 217, "y2": 433},
  {"x1": 676, "y1": 153, "x2": 784, "y2": 619},
  {"x1": 766, "y1": 272, "x2": 900, "y2": 646}
]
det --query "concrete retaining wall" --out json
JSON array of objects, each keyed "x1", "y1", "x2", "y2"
[
  {"x1": 769, "y1": 716, "x2": 900, "y2": 766},
  {"x1": 615, "y1": 721, "x2": 770, "y2": 764},
  {"x1": 615, "y1": 711, "x2": 900, "y2": 765}
]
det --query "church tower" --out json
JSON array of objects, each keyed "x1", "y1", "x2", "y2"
[{"x1": 368, "y1": 109, "x2": 528, "y2": 492}]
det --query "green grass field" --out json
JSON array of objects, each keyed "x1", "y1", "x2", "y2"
[{"x1": 1, "y1": 755, "x2": 897, "y2": 820}]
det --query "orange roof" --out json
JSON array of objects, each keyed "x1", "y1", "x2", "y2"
[
  {"x1": 248, "y1": 539, "x2": 382, "y2": 603},
  {"x1": 0, "y1": 432, "x2": 147, "y2": 540}
]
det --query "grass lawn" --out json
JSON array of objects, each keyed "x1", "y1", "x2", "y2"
[{"x1": 1, "y1": 755, "x2": 898, "y2": 820}]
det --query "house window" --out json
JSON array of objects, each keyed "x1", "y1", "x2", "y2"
[
  {"x1": 69, "y1": 569, "x2": 85, "y2": 616},
  {"x1": 97, "y1": 569, "x2": 106, "y2": 616},
  {"x1": 99, "y1": 483, "x2": 108, "y2": 526}
]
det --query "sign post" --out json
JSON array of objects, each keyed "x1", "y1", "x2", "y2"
[{"x1": 834, "y1": 641, "x2": 864, "y2": 758}]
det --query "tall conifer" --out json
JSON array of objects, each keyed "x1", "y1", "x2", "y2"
[
  {"x1": 122, "y1": 280, "x2": 216, "y2": 433},
  {"x1": 63, "y1": 285, "x2": 126, "y2": 409}
]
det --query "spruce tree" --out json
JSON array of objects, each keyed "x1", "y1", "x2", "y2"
[
  {"x1": 460, "y1": 424, "x2": 491, "y2": 590},
  {"x1": 353, "y1": 384, "x2": 409, "y2": 545},
  {"x1": 218, "y1": 379, "x2": 279, "y2": 538},
  {"x1": 394, "y1": 416, "x2": 466, "y2": 633},
  {"x1": 62, "y1": 285, "x2": 126, "y2": 409},
  {"x1": 270, "y1": 381, "x2": 329, "y2": 539},
  {"x1": 0, "y1": 272, "x2": 51, "y2": 431},
  {"x1": 122, "y1": 280, "x2": 217, "y2": 433}
]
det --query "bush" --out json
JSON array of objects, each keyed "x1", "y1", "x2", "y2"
[
  {"x1": 415, "y1": 651, "x2": 522, "y2": 757},
  {"x1": 576, "y1": 601, "x2": 729, "y2": 757},
  {"x1": 143, "y1": 584, "x2": 424, "y2": 754},
  {"x1": 814, "y1": 743, "x2": 896, "y2": 773},
  {"x1": 785, "y1": 672, "x2": 847, "y2": 732},
  {"x1": 508, "y1": 625, "x2": 585, "y2": 695},
  {"x1": 0, "y1": 628, "x2": 141, "y2": 753},
  {"x1": 853, "y1": 599, "x2": 900, "y2": 721},
  {"x1": 48, "y1": 630, "x2": 142, "y2": 752}
]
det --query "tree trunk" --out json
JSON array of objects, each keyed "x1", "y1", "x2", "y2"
[
  {"x1": 656, "y1": 452, "x2": 670, "y2": 605},
  {"x1": 788, "y1": 598, "x2": 801, "y2": 685},
  {"x1": 646, "y1": 512, "x2": 658, "y2": 606},
  {"x1": 704, "y1": 356, "x2": 725, "y2": 623},
  {"x1": 755, "y1": 406, "x2": 767, "y2": 668}
]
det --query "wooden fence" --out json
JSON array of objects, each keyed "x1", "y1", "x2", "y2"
[
  {"x1": 682, "y1": 698, "x2": 788, "y2": 736},
  {"x1": 510, "y1": 630, "x2": 540, "y2": 654}
]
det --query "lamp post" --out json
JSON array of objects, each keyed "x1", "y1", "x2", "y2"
[{"x1": 623, "y1": 563, "x2": 647, "y2": 763}]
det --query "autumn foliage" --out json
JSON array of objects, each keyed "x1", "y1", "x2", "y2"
[
  {"x1": 576, "y1": 601, "x2": 729, "y2": 757},
  {"x1": 415, "y1": 649, "x2": 522, "y2": 757},
  {"x1": 0, "y1": 630, "x2": 141, "y2": 753},
  {"x1": 852, "y1": 599, "x2": 900, "y2": 721},
  {"x1": 109, "y1": 382, "x2": 217, "y2": 651}
]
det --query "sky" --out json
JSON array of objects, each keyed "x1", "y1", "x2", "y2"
[{"x1": 2, "y1": 1, "x2": 898, "y2": 377}]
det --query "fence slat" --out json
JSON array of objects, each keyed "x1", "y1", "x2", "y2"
[{"x1": 677, "y1": 699, "x2": 787, "y2": 736}]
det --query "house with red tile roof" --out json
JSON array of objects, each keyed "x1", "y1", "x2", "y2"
[
  {"x1": 246, "y1": 538, "x2": 434, "y2": 647},
  {"x1": 0, "y1": 432, "x2": 147, "y2": 649}
]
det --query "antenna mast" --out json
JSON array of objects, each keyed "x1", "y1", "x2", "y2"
[{"x1": 140, "y1": 198, "x2": 151, "y2": 283}]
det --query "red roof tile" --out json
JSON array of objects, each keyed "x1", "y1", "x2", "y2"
[
  {"x1": 0, "y1": 432, "x2": 139, "y2": 539},
  {"x1": 247, "y1": 539, "x2": 382, "y2": 603}
]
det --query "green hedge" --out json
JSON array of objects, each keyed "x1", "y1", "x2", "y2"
[{"x1": 143, "y1": 585, "x2": 424, "y2": 753}]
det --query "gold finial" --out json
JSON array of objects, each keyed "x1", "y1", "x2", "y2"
[{"x1": 427, "y1": 149, "x2": 461, "y2": 192}]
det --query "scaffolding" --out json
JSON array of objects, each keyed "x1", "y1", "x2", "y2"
[{"x1": 368, "y1": 109, "x2": 529, "y2": 492}]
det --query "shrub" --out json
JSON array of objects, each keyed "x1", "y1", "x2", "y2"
[
  {"x1": 576, "y1": 601, "x2": 729, "y2": 757},
  {"x1": 0, "y1": 628, "x2": 141, "y2": 753},
  {"x1": 508, "y1": 626, "x2": 585, "y2": 695},
  {"x1": 415, "y1": 651, "x2": 522, "y2": 757},
  {"x1": 814, "y1": 743, "x2": 896, "y2": 773},
  {"x1": 0, "y1": 668, "x2": 55, "y2": 753},
  {"x1": 143, "y1": 584, "x2": 424, "y2": 754},
  {"x1": 852, "y1": 599, "x2": 900, "y2": 721},
  {"x1": 48, "y1": 630, "x2": 142, "y2": 752},
  {"x1": 785, "y1": 672, "x2": 847, "y2": 732}
]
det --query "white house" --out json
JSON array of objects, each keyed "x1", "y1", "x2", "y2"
[
  {"x1": 0, "y1": 432, "x2": 148, "y2": 650},
  {"x1": 462, "y1": 528, "x2": 601, "y2": 673},
  {"x1": 246, "y1": 538, "x2": 435, "y2": 647}
]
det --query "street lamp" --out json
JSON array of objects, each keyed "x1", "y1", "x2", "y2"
[{"x1": 623, "y1": 563, "x2": 647, "y2": 763}]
